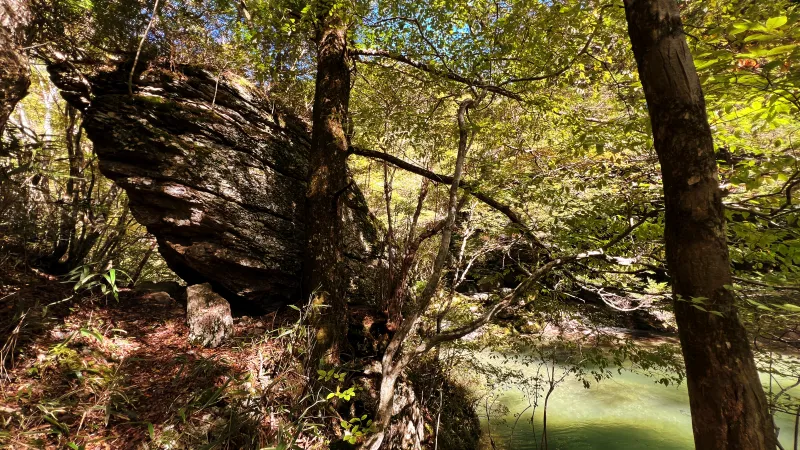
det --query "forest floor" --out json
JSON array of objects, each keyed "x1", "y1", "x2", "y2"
[
  {"x1": 7, "y1": 256, "x2": 777, "y2": 450},
  {"x1": 0, "y1": 259, "x2": 300, "y2": 450},
  {"x1": 0, "y1": 258, "x2": 689, "y2": 450}
]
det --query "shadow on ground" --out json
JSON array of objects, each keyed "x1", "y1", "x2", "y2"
[{"x1": 1, "y1": 262, "x2": 294, "y2": 449}]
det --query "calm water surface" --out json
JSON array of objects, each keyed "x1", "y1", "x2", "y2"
[{"x1": 478, "y1": 354, "x2": 799, "y2": 450}]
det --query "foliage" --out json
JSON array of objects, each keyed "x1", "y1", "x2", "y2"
[{"x1": 3, "y1": 0, "x2": 800, "y2": 448}]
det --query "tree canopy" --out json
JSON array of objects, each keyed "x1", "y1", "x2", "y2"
[{"x1": 1, "y1": 0, "x2": 799, "y2": 448}]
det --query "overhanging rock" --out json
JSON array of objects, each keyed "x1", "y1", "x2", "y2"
[
  {"x1": 0, "y1": 0, "x2": 30, "y2": 141},
  {"x1": 48, "y1": 62, "x2": 383, "y2": 310}
]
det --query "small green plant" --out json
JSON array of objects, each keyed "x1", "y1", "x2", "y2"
[
  {"x1": 316, "y1": 368, "x2": 346, "y2": 383},
  {"x1": 317, "y1": 367, "x2": 361, "y2": 401},
  {"x1": 339, "y1": 414, "x2": 377, "y2": 445},
  {"x1": 66, "y1": 265, "x2": 127, "y2": 301},
  {"x1": 326, "y1": 385, "x2": 358, "y2": 401}
]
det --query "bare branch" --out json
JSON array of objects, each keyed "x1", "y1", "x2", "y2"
[
  {"x1": 350, "y1": 48, "x2": 523, "y2": 101},
  {"x1": 601, "y1": 209, "x2": 661, "y2": 251},
  {"x1": 129, "y1": 0, "x2": 161, "y2": 96},
  {"x1": 349, "y1": 145, "x2": 547, "y2": 249},
  {"x1": 417, "y1": 258, "x2": 564, "y2": 354},
  {"x1": 499, "y1": 13, "x2": 600, "y2": 86},
  {"x1": 733, "y1": 276, "x2": 800, "y2": 292}
]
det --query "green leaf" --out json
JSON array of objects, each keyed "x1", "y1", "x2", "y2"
[
  {"x1": 79, "y1": 328, "x2": 104, "y2": 342},
  {"x1": 743, "y1": 34, "x2": 776, "y2": 43},
  {"x1": 746, "y1": 299, "x2": 775, "y2": 312},
  {"x1": 765, "y1": 16, "x2": 788, "y2": 30},
  {"x1": 42, "y1": 414, "x2": 68, "y2": 435}
]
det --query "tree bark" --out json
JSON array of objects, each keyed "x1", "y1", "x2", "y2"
[
  {"x1": 305, "y1": 13, "x2": 352, "y2": 364},
  {"x1": 623, "y1": 1, "x2": 776, "y2": 448},
  {"x1": 0, "y1": 0, "x2": 31, "y2": 142}
]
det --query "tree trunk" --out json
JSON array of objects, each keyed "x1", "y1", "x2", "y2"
[
  {"x1": 48, "y1": 105, "x2": 83, "y2": 267},
  {"x1": 623, "y1": 1, "x2": 776, "y2": 449},
  {"x1": 304, "y1": 14, "x2": 352, "y2": 364},
  {"x1": 365, "y1": 99, "x2": 474, "y2": 450},
  {"x1": 0, "y1": 0, "x2": 30, "y2": 141},
  {"x1": 129, "y1": 238, "x2": 157, "y2": 287}
]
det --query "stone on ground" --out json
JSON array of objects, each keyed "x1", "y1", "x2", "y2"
[{"x1": 186, "y1": 283, "x2": 233, "y2": 348}]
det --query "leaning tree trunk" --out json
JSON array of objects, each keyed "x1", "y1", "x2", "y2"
[
  {"x1": 305, "y1": 14, "x2": 352, "y2": 364},
  {"x1": 623, "y1": 1, "x2": 776, "y2": 449},
  {"x1": 0, "y1": 0, "x2": 30, "y2": 140}
]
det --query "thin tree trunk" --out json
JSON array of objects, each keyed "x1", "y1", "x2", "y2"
[
  {"x1": 793, "y1": 404, "x2": 798, "y2": 450},
  {"x1": 128, "y1": 238, "x2": 157, "y2": 287},
  {"x1": 49, "y1": 105, "x2": 82, "y2": 266},
  {"x1": 304, "y1": 13, "x2": 351, "y2": 365},
  {"x1": 623, "y1": 1, "x2": 775, "y2": 449},
  {"x1": 92, "y1": 201, "x2": 130, "y2": 270},
  {"x1": 365, "y1": 99, "x2": 474, "y2": 450}
]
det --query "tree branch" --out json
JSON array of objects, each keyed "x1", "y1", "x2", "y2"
[
  {"x1": 350, "y1": 48, "x2": 523, "y2": 101},
  {"x1": 129, "y1": 0, "x2": 160, "y2": 96},
  {"x1": 416, "y1": 258, "x2": 564, "y2": 354},
  {"x1": 349, "y1": 145, "x2": 545, "y2": 248},
  {"x1": 498, "y1": 12, "x2": 601, "y2": 86}
]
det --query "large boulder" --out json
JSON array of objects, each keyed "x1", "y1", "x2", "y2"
[
  {"x1": 186, "y1": 283, "x2": 233, "y2": 348},
  {"x1": 0, "y1": 0, "x2": 30, "y2": 142},
  {"x1": 47, "y1": 62, "x2": 384, "y2": 310}
]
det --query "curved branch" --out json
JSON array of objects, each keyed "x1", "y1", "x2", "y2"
[
  {"x1": 349, "y1": 145, "x2": 539, "y2": 244},
  {"x1": 417, "y1": 258, "x2": 564, "y2": 353},
  {"x1": 499, "y1": 10, "x2": 603, "y2": 86},
  {"x1": 350, "y1": 48, "x2": 523, "y2": 101}
]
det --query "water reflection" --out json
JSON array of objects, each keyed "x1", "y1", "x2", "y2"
[{"x1": 477, "y1": 355, "x2": 798, "y2": 449}]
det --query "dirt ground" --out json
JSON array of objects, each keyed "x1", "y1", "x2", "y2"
[{"x1": 1, "y1": 261, "x2": 299, "y2": 450}]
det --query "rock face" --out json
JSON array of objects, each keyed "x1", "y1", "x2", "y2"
[
  {"x1": 0, "y1": 0, "x2": 30, "y2": 140},
  {"x1": 186, "y1": 283, "x2": 233, "y2": 348},
  {"x1": 47, "y1": 62, "x2": 384, "y2": 310}
]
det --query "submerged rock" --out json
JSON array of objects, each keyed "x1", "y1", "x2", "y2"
[{"x1": 186, "y1": 283, "x2": 233, "y2": 348}]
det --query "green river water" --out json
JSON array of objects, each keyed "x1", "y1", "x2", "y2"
[{"x1": 478, "y1": 354, "x2": 799, "y2": 450}]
